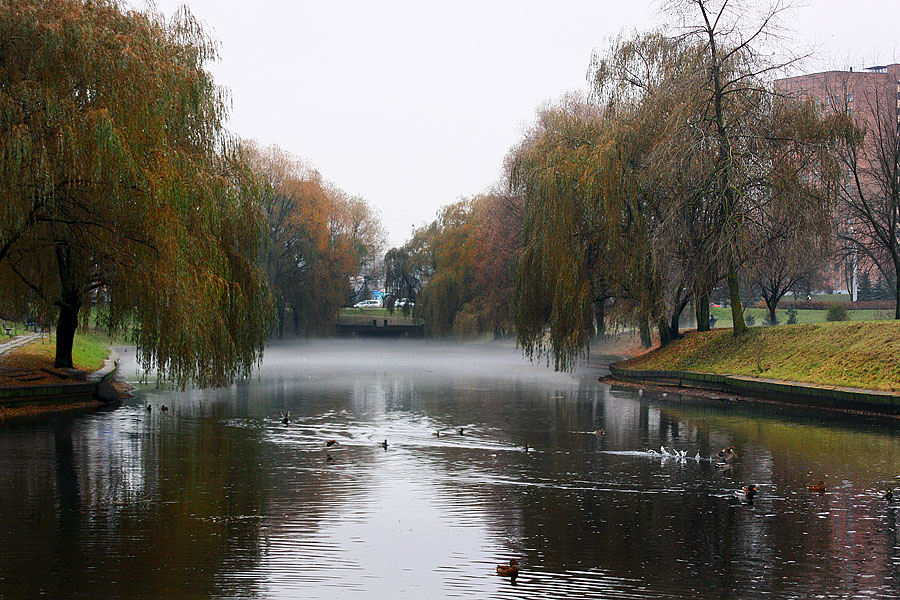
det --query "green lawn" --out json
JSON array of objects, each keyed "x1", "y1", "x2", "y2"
[
  {"x1": 338, "y1": 307, "x2": 421, "y2": 325},
  {"x1": 624, "y1": 320, "x2": 900, "y2": 392},
  {"x1": 12, "y1": 331, "x2": 111, "y2": 372},
  {"x1": 710, "y1": 306, "x2": 892, "y2": 327}
]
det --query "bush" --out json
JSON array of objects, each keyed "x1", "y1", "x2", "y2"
[
  {"x1": 786, "y1": 307, "x2": 798, "y2": 325},
  {"x1": 826, "y1": 303, "x2": 849, "y2": 322},
  {"x1": 745, "y1": 313, "x2": 756, "y2": 327}
]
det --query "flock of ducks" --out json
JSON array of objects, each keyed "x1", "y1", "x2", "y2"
[{"x1": 711, "y1": 447, "x2": 895, "y2": 503}]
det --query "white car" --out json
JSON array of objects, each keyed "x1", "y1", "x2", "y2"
[
  {"x1": 353, "y1": 299, "x2": 381, "y2": 308},
  {"x1": 395, "y1": 298, "x2": 415, "y2": 308}
]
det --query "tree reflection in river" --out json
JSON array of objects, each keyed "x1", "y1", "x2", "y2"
[{"x1": 0, "y1": 340, "x2": 897, "y2": 599}]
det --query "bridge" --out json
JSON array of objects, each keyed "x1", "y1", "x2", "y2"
[{"x1": 334, "y1": 312, "x2": 425, "y2": 338}]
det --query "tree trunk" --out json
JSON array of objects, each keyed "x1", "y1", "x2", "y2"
[
  {"x1": 761, "y1": 288, "x2": 779, "y2": 325},
  {"x1": 594, "y1": 299, "x2": 607, "y2": 340},
  {"x1": 695, "y1": 294, "x2": 710, "y2": 332},
  {"x1": 766, "y1": 301, "x2": 777, "y2": 326},
  {"x1": 639, "y1": 318, "x2": 652, "y2": 348},
  {"x1": 54, "y1": 300, "x2": 80, "y2": 369},
  {"x1": 727, "y1": 259, "x2": 747, "y2": 335},
  {"x1": 894, "y1": 256, "x2": 900, "y2": 319},
  {"x1": 658, "y1": 318, "x2": 672, "y2": 346},
  {"x1": 53, "y1": 244, "x2": 82, "y2": 369}
]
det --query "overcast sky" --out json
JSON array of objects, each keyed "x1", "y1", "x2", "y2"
[{"x1": 148, "y1": 0, "x2": 898, "y2": 247}]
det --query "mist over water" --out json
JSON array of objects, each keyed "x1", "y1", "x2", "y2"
[{"x1": 1, "y1": 339, "x2": 898, "y2": 599}]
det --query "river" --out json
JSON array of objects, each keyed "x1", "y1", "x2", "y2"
[{"x1": 0, "y1": 339, "x2": 898, "y2": 598}]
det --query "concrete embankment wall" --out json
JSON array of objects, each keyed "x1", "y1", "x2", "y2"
[
  {"x1": 0, "y1": 353, "x2": 119, "y2": 409},
  {"x1": 609, "y1": 364, "x2": 900, "y2": 415}
]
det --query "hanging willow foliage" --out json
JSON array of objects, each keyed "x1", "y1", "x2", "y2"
[
  {"x1": 0, "y1": 0, "x2": 272, "y2": 386},
  {"x1": 509, "y1": 97, "x2": 639, "y2": 370}
]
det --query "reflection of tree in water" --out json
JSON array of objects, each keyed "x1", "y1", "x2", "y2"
[{"x1": 0, "y1": 409, "x2": 274, "y2": 598}]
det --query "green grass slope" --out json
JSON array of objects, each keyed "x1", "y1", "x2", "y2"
[{"x1": 622, "y1": 321, "x2": 900, "y2": 392}]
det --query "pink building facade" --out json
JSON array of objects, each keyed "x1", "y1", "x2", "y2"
[{"x1": 775, "y1": 64, "x2": 900, "y2": 299}]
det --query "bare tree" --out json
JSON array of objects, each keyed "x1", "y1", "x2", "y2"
[{"x1": 834, "y1": 71, "x2": 900, "y2": 317}]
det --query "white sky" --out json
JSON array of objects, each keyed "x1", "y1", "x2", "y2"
[{"x1": 148, "y1": 0, "x2": 899, "y2": 247}]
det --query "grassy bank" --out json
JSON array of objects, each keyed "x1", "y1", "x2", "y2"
[
  {"x1": 5, "y1": 331, "x2": 111, "y2": 373},
  {"x1": 622, "y1": 321, "x2": 900, "y2": 392}
]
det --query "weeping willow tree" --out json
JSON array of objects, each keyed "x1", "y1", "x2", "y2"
[
  {"x1": 510, "y1": 97, "x2": 651, "y2": 369},
  {"x1": 415, "y1": 201, "x2": 478, "y2": 338},
  {"x1": 0, "y1": 0, "x2": 272, "y2": 386}
]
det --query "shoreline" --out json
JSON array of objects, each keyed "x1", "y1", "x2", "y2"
[{"x1": 602, "y1": 375, "x2": 900, "y2": 422}]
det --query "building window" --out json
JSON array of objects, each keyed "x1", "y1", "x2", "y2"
[{"x1": 846, "y1": 92, "x2": 853, "y2": 102}]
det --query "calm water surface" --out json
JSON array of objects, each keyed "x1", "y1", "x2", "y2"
[{"x1": 1, "y1": 340, "x2": 899, "y2": 599}]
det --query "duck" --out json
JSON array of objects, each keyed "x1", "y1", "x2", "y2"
[
  {"x1": 326, "y1": 454, "x2": 334, "y2": 463},
  {"x1": 807, "y1": 481, "x2": 826, "y2": 493},
  {"x1": 458, "y1": 428, "x2": 464, "y2": 435},
  {"x1": 740, "y1": 484, "x2": 758, "y2": 500},
  {"x1": 281, "y1": 411, "x2": 290, "y2": 425},
  {"x1": 523, "y1": 444, "x2": 532, "y2": 453},
  {"x1": 146, "y1": 404, "x2": 152, "y2": 412},
  {"x1": 326, "y1": 439, "x2": 337, "y2": 447},
  {"x1": 594, "y1": 429, "x2": 605, "y2": 436},
  {"x1": 381, "y1": 439, "x2": 389, "y2": 449},
  {"x1": 496, "y1": 559, "x2": 519, "y2": 577},
  {"x1": 432, "y1": 431, "x2": 441, "y2": 438},
  {"x1": 884, "y1": 489, "x2": 893, "y2": 501},
  {"x1": 716, "y1": 446, "x2": 737, "y2": 462},
  {"x1": 160, "y1": 405, "x2": 168, "y2": 412}
]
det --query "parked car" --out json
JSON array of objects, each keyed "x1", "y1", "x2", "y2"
[
  {"x1": 395, "y1": 298, "x2": 415, "y2": 308},
  {"x1": 353, "y1": 299, "x2": 381, "y2": 308}
]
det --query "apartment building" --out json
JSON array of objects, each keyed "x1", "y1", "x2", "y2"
[{"x1": 775, "y1": 64, "x2": 900, "y2": 299}]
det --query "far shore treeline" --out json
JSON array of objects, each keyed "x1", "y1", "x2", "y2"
[{"x1": 1, "y1": 0, "x2": 897, "y2": 388}]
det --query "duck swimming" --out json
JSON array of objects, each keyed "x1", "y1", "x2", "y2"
[
  {"x1": 717, "y1": 446, "x2": 737, "y2": 462},
  {"x1": 326, "y1": 439, "x2": 337, "y2": 447},
  {"x1": 885, "y1": 489, "x2": 893, "y2": 501},
  {"x1": 740, "y1": 484, "x2": 758, "y2": 500},
  {"x1": 381, "y1": 439, "x2": 388, "y2": 449},
  {"x1": 432, "y1": 431, "x2": 441, "y2": 438},
  {"x1": 458, "y1": 428, "x2": 464, "y2": 435},
  {"x1": 808, "y1": 481, "x2": 826, "y2": 493},
  {"x1": 496, "y1": 559, "x2": 519, "y2": 577},
  {"x1": 281, "y1": 411, "x2": 290, "y2": 425}
]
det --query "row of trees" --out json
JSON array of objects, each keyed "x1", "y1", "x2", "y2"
[
  {"x1": 0, "y1": 0, "x2": 384, "y2": 385},
  {"x1": 384, "y1": 193, "x2": 521, "y2": 338},
  {"x1": 248, "y1": 144, "x2": 385, "y2": 338},
  {"x1": 398, "y1": 0, "x2": 895, "y2": 370}
]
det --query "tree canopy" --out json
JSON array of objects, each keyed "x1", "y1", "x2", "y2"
[{"x1": 0, "y1": 0, "x2": 271, "y2": 386}]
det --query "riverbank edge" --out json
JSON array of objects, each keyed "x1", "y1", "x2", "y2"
[
  {"x1": 607, "y1": 362, "x2": 900, "y2": 415},
  {"x1": 0, "y1": 351, "x2": 119, "y2": 416}
]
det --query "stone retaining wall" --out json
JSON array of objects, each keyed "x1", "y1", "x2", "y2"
[
  {"x1": 609, "y1": 364, "x2": 900, "y2": 415},
  {"x1": 0, "y1": 352, "x2": 119, "y2": 408}
]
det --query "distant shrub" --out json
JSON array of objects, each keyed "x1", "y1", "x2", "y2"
[
  {"x1": 765, "y1": 312, "x2": 779, "y2": 326},
  {"x1": 789, "y1": 299, "x2": 893, "y2": 311},
  {"x1": 745, "y1": 313, "x2": 756, "y2": 327},
  {"x1": 825, "y1": 303, "x2": 849, "y2": 322},
  {"x1": 786, "y1": 307, "x2": 798, "y2": 325}
]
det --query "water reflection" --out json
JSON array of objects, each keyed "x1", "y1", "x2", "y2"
[{"x1": 0, "y1": 339, "x2": 898, "y2": 598}]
